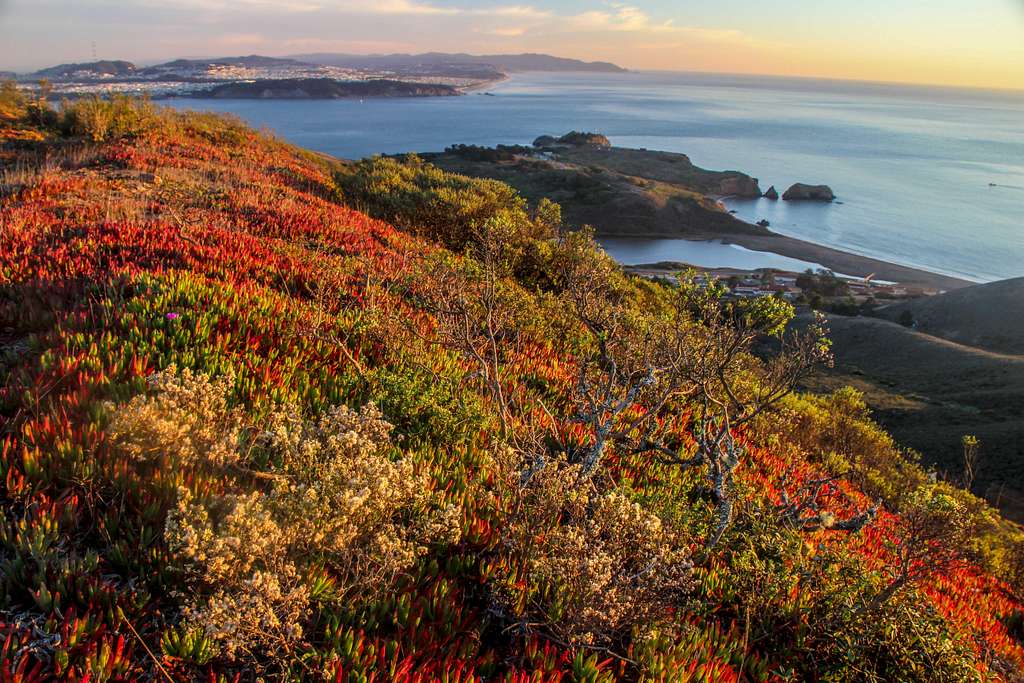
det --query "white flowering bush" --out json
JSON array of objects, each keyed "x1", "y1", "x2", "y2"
[
  {"x1": 495, "y1": 451, "x2": 693, "y2": 645},
  {"x1": 105, "y1": 367, "x2": 244, "y2": 468},
  {"x1": 110, "y1": 369, "x2": 462, "y2": 660}
]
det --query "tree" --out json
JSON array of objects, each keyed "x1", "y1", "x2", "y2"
[
  {"x1": 405, "y1": 216, "x2": 534, "y2": 439},
  {"x1": 554, "y1": 230, "x2": 832, "y2": 547}
]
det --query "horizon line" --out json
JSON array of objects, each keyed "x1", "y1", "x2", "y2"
[{"x1": 4, "y1": 51, "x2": 1022, "y2": 95}]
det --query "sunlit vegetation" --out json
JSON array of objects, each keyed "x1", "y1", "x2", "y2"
[{"x1": 2, "y1": 94, "x2": 1023, "y2": 680}]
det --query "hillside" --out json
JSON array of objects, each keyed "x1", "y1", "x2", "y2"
[
  {"x1": 148, "y1": 55, "x2": 308, "y2": 71},
  {"x1": 878, "y1": 277, "x2": 1024, "y2": 355},
  {"x1": 34, "y1": 59, "x2": 138, "y2": 79},
  {"x1": 799, "y1": 313, "x2": 1024, "y2": 519},
  {"x1": 2, "y1": 93, "x2": 1024, "y2": 680},
  {"x1": 424, "y1": 142, "x2": 766, "y2": 238}
]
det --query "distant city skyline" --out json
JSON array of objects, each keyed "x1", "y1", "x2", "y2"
[{"x1": 1, "y1": 0, "x2": 1022, "y2": 90}]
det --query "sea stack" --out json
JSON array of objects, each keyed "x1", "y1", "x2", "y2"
[
  {"x1": 783, "y1": 183, "x2": 835, "y2": 201},
  {"x1": 764, "y1": 185, "x2": 779, "y2": 200},
  {"x1": 718, "y1": 175, "x2": 762, "y2": 198}
]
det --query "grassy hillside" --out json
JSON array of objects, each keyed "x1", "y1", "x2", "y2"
[
  {"x1": 799, "y1": 313, "x2": 1024, "y2": 520},
  {"x1": 2, "y1": 92, "x2": 1024, "y2": 681},
  {"x1": 422, "y1": 145, "x2": 766, "y2": 238},
  {"x1": 878, "y1": 278, "x2": 1024, "y2": 356}
]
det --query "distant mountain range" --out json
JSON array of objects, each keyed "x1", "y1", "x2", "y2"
[
  {"x1": 11, "y1": 53, "x2": 626, "y2": 82},
  {"x1": 291, "y1": 52, "x2": 627, "y2": 76}
]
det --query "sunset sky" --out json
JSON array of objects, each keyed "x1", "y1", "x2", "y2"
[{"x1": 1, "y1": 0, "x2": 1022, "y2": 89}]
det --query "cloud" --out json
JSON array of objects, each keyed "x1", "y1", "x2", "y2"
[
  {"x1": 74, "y1": 0, "x2": 455, "y2": 14},
  {"x1": 476, "y1": 5, "x2": 551, "y2": 20},
  {"x1": 480, "y1": 27, "x2": 528, "y2": 37},
  {"x1": 564, "y1": 3, "x2": 753, "y2": 45},
  {"x1": 358, "y1": 0, "x2": 458, "y2": 16},
  {"x1": 218, "y1": 32, "x2": 266, "y2": 45}
]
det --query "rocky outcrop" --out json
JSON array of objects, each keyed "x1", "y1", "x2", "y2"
[
  {"x1": 783, "y1": 183, "x2": 835, "y2": 201},
  {"x1": 558, "y1": 131, "x2": 611, "y2": 147},
  {"x1": 533, "y1": 131, "x2": 612, "y2": 149},
  {"x1": 764, "y1": 185, "x2": 779, "y2": 200},
  {"x1": 717, "y1": 175, "x2": 762, "y2": 199}
]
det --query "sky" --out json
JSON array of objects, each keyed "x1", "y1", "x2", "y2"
[{"x1": 1, "y1": 0, "x2": 1022, "y2": 89}]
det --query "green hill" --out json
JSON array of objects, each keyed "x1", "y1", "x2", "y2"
[{"x1": 879, "y1": 277, "x2": 1024, "y2": 355}]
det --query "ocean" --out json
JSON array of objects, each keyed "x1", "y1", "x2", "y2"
[{"x1": 169, "y1": 71, "x2": 1024, "y2": 282}]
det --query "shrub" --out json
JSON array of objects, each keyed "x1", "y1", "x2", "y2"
[
  {"x1": 336, "y1": 155, "x2": 559, "y2": 271},
  {"x1": 60, "y1": 94, "x2": 160, "y2": 142},
  {"x1": 0, "y1": 80, "x2": 27, "y2": 123},
  {"x1": 108, "y1": 369, "x2": 462, "y2": 660},
  {"x1": 494, "y1": 451, "x2": 693, "y2": 645},
  {"x1": 106, "y1": 368, "x2": 244, "y2": 469}
]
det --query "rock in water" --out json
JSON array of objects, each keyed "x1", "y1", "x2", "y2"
[
  {"x1": 756, "y1": 219, "x2": 771, "y2": 227},
  {"x1": 764, "y1": 185, "x2": 779, "y2": 200},
  {"x1": 783, "y1": 183, "x2": 835, "y2": 201},
  {"x1": 718, "y1": 175, "x2": 762, "y2": 198}
]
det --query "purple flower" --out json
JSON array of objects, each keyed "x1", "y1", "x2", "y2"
[{"x1": 165, "y1": 312, "x2": 180, "y2": 321}]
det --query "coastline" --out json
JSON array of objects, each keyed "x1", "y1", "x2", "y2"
[
  {"x1": 702, "y1": 196, "x2": 972, "y2": 290},
  {"x1": 458, "y1": 74, "x2": 511, "y2": 93},
  {"x1": 613, "y1": 230, "x2": 971, "y2": 291},
  {"x1": 716, "y1": 231, "x2": 972, "y2": 290}
]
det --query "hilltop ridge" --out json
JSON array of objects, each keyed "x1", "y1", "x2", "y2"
[
  {"x1": 291, "y1": 51, "x2": 627, "y2": 75},
  {"x1": 879, "y1": 277, "x2": 1024, "y2": 355}
]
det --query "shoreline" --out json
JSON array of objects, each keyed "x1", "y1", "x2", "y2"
[
  {"x1": 717, "y1": 231, "x2": 972, "y2": 290},
  {"x1": 705, "y1": 196, "x2": 973, "y2": 290},
  {"x1": 614, "y1": 231, "x2": 972, "y2": 291},
  {"x1": 458, "y1": 74, "x2": 511, "y2": 94}
]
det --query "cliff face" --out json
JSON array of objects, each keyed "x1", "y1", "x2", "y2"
[{"x1": 718, "y1": 174, "x2": 762, "y2": 198}]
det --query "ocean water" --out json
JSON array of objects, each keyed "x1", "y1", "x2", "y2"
[
  {"x1": 169, "y1": 72, "x2": 1024, "y2": 282},
  {"x1": 595, "y1": 238, "x2": 834, "y2": 274}
]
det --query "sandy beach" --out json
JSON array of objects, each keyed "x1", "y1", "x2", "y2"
[{"x1": 718, "y1": 231, "x2": 972, "y2": 290}]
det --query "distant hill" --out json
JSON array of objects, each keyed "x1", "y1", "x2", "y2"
[
  {"x1": 34, "y1": 60, "x2": 138, "y2": 80},
  {"x1": 195, "y1": 78, "x2": 460, "y2": 100},
  {"x1": 146, "y1": 55, "x2": 309, "y2": 72},
  {"x1": 292, "y1": 52, "x2": 626, "y2": 75},
  {"x1": 424, "y1": 140, "x2": 762, "y2": 239},
  {"x1": 799, "y1": 312, "x2": 1024, "y2": 519},
  {"x1": 878, "y1": 277, "x2": 1024, "y2": 355}
]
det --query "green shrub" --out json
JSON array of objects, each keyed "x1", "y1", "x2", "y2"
[
  {"x1": 60, "y1": 94, "x2": 160, "y2": 141},
  {"x1": 336, "y1": 155, "x2": 561, "y2": 284}
]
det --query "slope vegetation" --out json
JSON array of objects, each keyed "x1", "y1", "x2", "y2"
[
  {"x1": 424, "y1": 144, "x2": 765, "y2": 238},
  {"x1": 801, "y1": 313, "x2": 1024, "y2": 519},
  {"x1": 1, "y1": 94, "x2": 1023, "y2": 681},
  {"x1": 879, "y1": 277, "x2": 1024, "y2": 355}
]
